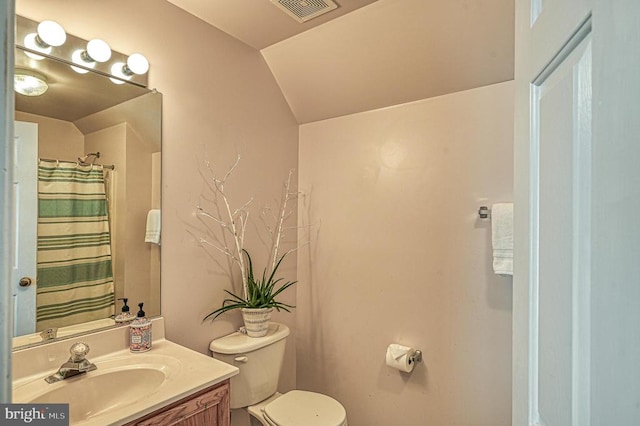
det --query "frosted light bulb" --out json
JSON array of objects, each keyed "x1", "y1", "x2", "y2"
[
  {"x1": 70, "y1": 49, "x2": 93, "y2": 74},
  {"x1": 85, "y1": 39, "x2": 111, "y2": 63},
  {"x1": 110, "y1": 62, "x2": 129, "y2": 85},
  {"x1": 126, "y1": 53, "x2": 149, "y2": 75},
  {"x1": 37, "y1": 20, "x2": 66, "y2": 47},
  {"x1": 23, "y1": 33, "x2": 49, "y2": 60}
]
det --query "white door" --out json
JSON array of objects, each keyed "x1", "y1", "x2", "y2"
[
  {"x1": 12, "y1": 121, "x2": 38, "y2": 336},
  {"x1": 514, "y1": 1, "x2": 640, "y2": 425}
]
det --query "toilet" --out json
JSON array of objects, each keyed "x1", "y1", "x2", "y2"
[{"x1": 210, "y1": 322, "x2": 348, "y2": 426}]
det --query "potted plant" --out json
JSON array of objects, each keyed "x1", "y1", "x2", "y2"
[
  {"x1": 203, "y1": 249, "x2": 296, "y2": 336},
  {"x1": 197, "y1": 156, "x2": 302, "y2": 337}
]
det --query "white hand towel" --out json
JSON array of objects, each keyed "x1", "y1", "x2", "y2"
[
  {"x1": 144, "y1": 209, "x2": 161, "y2": 245},
  {"x1": 491, "y1": 203, "x2": 513, "y2": 276}
]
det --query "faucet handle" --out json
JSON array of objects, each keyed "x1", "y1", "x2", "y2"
[
  {"x1": 69, "y1": 342, "x2": 90, "y2": 362},
  {"x1": 39, "y1": 327, "x2": 58, "y2": 341}
]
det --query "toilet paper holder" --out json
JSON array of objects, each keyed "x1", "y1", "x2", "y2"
[{"x1": 409, "y1": 350, "x2": 423, "y2": 365}]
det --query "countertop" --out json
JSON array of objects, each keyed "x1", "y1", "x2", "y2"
[{"x1": 12, "y1": 317, "x2": 239, "y2": 425}]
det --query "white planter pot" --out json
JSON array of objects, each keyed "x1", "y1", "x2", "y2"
[{"x1": 241, "y1": 308, "x2": 273, "y2": 337}]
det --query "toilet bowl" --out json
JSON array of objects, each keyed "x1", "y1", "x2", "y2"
[{"x1": 210, "y1": 323, "x2": 347, "y2": 426}]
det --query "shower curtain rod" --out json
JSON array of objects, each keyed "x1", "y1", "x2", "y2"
[{"x1": 38, "y1": 157, "x2": 115, "y2": 170}]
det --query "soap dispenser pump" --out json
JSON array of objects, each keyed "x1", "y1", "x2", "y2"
[
  {"x1": 129, "y1": 302, "x2": 152, "y2": 353},
  {"x1": 115, "y1": 298, "x2": 134, "y2": 324}
]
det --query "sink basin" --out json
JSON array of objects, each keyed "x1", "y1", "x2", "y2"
[
  {"x1": 33, "y1": 369, "x2": 165, "y2": 423},
  {"x1": 13, "y1": 352, "x2": 182, "y2": 425}
]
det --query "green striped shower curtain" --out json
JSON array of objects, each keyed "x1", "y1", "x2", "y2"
[{"x1": 36, "y1": 162, "x2": 115, "y2": 330}]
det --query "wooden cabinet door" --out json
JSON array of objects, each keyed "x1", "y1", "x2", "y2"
[{"x1": 126, "y1": 380, "x2": 230, "y2": 426}]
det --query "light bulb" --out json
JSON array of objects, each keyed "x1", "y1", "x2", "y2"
[
  {"x1": 37, "y1": 20, "x2": 66, "y2": 47},
  {"x1": 85, "y1": 39, "x2": 111, "y2": 63},
  {"x1": 125, "y1": 53, "x2": 149, "y2": 75},
  {"x1": 23, "y1": 33, "x2": 49, "y2": 60},
  {"x1": 110, "y1": 62, "x2": 130, "y2": 85},
  {"x1": 70, "y1": 49, "x2": 93, "y2": 74}
]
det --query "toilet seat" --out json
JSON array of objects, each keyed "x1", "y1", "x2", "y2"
[{"x1": 262, "y1": 390, "x2": 347, "y2": 426}]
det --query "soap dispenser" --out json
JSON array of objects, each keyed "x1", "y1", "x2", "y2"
[
  {"x1": 115, "y1": 298, "x2": 134, "y2": 324},
  {"x1": 129, "y1": 302, "x2": 152, "y2": 353}
]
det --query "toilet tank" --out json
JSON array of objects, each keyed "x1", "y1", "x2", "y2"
[{"x1": 210, "y1": 322, "x2": 290, "y2": 409}]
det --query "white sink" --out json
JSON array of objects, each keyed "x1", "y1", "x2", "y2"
[
  {"x1": 13, "y1": 353, "x2": 181, "y2": 425},
  {"x1": 12, "y1": 318, "x2": 238, "y2": 426}
]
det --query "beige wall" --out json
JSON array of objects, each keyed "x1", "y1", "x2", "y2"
[
  {"x1": 150, "y1": 152, "x2": 161, "y2": 312},
  {"x1": 85, "y1": 122, "x2": 160, "y2": 317},
  {"x1": 124, "y1": 124, "x2": 153, "y2": 309},
  {"x1": 85, "y1": 122, "x2": 156, "y2": 311},
  {"x1": 297, "y1": 82, "x2": 514, "y2": 425},
  {"x1": 15, "y1": 111, "x2": 83, "y2": 159},
  {"x1": 85, "y1": 123, "x2": 126, "y2": 303},
  {"x1": 16, "y1": 0, "x2": 299, "y2": 391}
]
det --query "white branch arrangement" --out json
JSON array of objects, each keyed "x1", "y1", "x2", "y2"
[
  {"x1": 261, "y1": 168, "x2": 300, "y2": 277},
  {"x1": 196, "y1": 155, "x2": 302, "y2": 305}
]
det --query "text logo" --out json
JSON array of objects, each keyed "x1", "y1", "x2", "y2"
[{"x1": 1, "y1": 404, "x2": 68, "y2": 425}]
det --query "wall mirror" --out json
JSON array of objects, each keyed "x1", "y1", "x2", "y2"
[{"x1": 12, "y1": 15, "x2": 162, "y2": 349}]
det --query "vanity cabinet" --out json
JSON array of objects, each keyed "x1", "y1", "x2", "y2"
[{"x1": 125, "y1": 380, "x2": 230, "y2": 426}]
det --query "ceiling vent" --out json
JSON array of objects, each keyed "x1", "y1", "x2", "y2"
[{"x1": 271, "y1": 0, "x2": 338, "y2": 23}]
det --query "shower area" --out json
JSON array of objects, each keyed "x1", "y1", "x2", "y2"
[{"x1": 36, "y1": 153, "x2": 115, "y2": 330}]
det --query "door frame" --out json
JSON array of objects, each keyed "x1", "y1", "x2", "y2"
[{"x1": 0, "y1": 0, "x2": 16, "y2": 404}]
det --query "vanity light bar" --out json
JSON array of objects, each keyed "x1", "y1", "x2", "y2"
[{"x1": 16, "y1": 15, "x2": 149, "y2": 88}]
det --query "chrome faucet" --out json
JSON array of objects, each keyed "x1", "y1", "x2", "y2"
[{"x1": 45, "y1": 342, "x2": 97, "y2": 383}]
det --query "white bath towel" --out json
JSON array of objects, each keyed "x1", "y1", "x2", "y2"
[
  {"x1": 491, "y1": 203, "x2": 513, "y2": 276},
  {"x1": 144, "y1": 209, "x2": 161, "y2": 245}
]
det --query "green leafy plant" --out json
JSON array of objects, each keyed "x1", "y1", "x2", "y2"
[{"x1": 203, "y1": 249, "x2": 296, "y2": 322}]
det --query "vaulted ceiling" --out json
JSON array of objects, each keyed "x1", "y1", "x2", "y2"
[
  {"x1": 15, "y1": 0, "x2": 514, "y2": 125},
  {"x1": 166, "y1": 0, "x2": 379, "y2": 50},
  {"x1": 153, "y1": 0, "x2": 514, "y2": 123}
]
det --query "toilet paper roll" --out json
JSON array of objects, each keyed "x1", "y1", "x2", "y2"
[{"x1": 385, "y1": 344, "x2": 415, "y2": 373}]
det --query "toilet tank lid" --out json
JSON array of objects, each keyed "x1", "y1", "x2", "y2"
[{"x1": 209, "y1": 322, "x2": 290, "y2": 354}]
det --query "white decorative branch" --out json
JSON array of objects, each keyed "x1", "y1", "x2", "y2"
[
  {"x1": 264, "y1": 169, "x2": 300, "y2": 277},
  {"x1": 197, "y1": 157, "x2": 306, "y2": 302},
  {"x1": 197, "y1": 155, "x2": 250, "y2": 300}
]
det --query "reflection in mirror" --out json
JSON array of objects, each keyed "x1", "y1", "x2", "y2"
[{"x1": 13, "y1": 16, "x2": 161, "y2": 349}]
